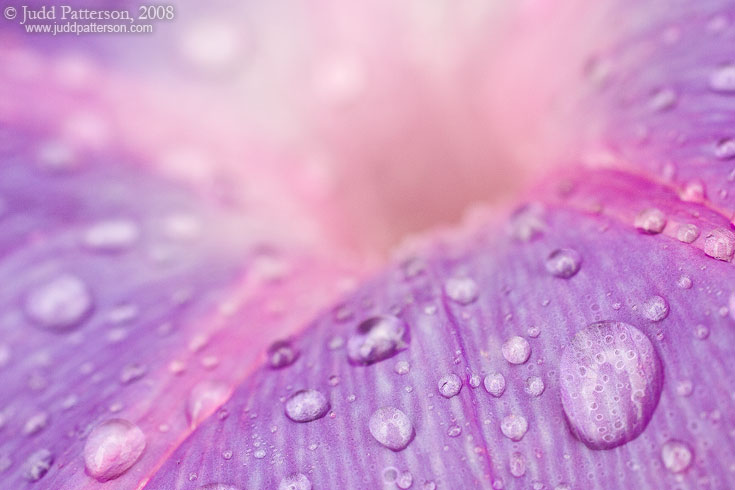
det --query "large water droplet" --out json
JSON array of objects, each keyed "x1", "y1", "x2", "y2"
[
  {"x1": 24, "y1": 274, "x2": 93, "y2": 331},
  {"x1": 483, "y1": 372, "x2": 506, "y2": 397},
  {"x1": 285, "y1": 389, "x2": 329, "y2": 423},
  {"x1": 444, "y1": 277, "x2": 479, "y2": 305},
  {"x1": 634, "y1": 208, "x2": 666, "y2": 234},
  {"x1": 278, "y1": 473, "x2": 312, "y2": 490},
  {"x1": 83, "y1": 419, "x2": 146, "y2": 482},
  {"x1": 502, "y1": 336, "x2": 531, "y2": 365},
  {"x1": 641, "y1": 295, "x2": 669, "y2": 322},
  {"x1": 83, "y1": 219, "x2": 140, "y2": 252},
  {"x1": 545, "y1": 249, "x2": 582, "y2": 279},
  {"x1": 437, "y1": 373, "x2": 462, "y2": 398},
  {"x1": 500, "y1": 414, "x2": 528, "y2": 441},
  {"x1": 22, "y1": 449, "x2": 53, "y2": 481},
  {"x1": 186, "y1": 381, "x2": 232, "y2": 428},
  {"x1": 559, "y1": 321, "x2": 663, "y2": 450},
  {"x1": 704, "y1": 228, "x2": 735, "y2": 261},
  {"x1": 267, "y1": 340, "x2": 299, "y2": 369},
  {"x1": 661, "y1": 440, "x2": 693, "y2": 473},
  {"x1": 368, "y1": 406, "x2": 414, "y2": 451},
  {"x1": 709, "y1": 64, "x2": 735, "y2": 93},
  {"x1": 347, "y1": 315, "x2": 409, "y2": 366}
]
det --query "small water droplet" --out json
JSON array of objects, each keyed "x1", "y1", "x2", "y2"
[
  {"x1": 500, "y1": 414, "x2": 528, "y2": 441},
  {"x1": 328, "y1": 375, "x2": 340, "y2": 386},
  {"x1": 437, "y1": 373, "x2": 462, "y2": 398},
  {"x1": 83, "y1": 419, "x2": 146, "y2": 482},
  {"x1": 347, "y1": 315, "x2": 410, "y2": 366},
  {"x1": 676, "y1": 380, "x2": 693, "y2": 397},
  {"x1": 278, "y1": 473, "x2": 312, "y2": 490},
  {"x1": 715, "y1": 138, "x2": 735, "y2": 160},
  {"x1": 509, "y1": 203, "x2": 546, "y2": 242},
  {"x1": 253, "y1": 448, "x2": 266, "y2": 459},
  {"x1": 368, "y1": 406, "x2": 414, "y2": 451},
  {"x1": 484, "y1": 372, "x2": 506, "y2": 397},
  {"x1": 22, "y1": 449, "x2": 53, "y2": 481},
  {"x1": 680, "y1": 180, "x2": 706, "y2": 202},
  {"x1": 397, "y1": 470, "x2": 414, "y2": 489},
  {"x1": 661, "y1": 440, "x2": 693, "y2": 473},
  {"x1": 559, "y1": 321, "x2": 663, "y2": 449},
  {"x1": 23, "y1": 412, "x2": 49, "y2": 436},
  {"x1": 284, "y1": 389, "x2": 329, "y2": 423},
  {"x1": 525, "y1": 376, "x2": 545, "y2": 397},
  {"x1": 635, "y1": 208, "x2": 667, "y2": 234},
  {"x1": 677, "y1": 275, "x2": 693, "y2": 289},
  {"x1": 25, "y1": 274, "x2": 93, "y2": 331},
  {"x1": 694, "y1": 324, "x2": 710, "y2": 340},
  {"x1": 468, "y1": 373, "x2": 481, "y2": 388},
  {"x1": 267, "y1": 340, "x2": 299, "y2": 369},
  {"x1": 447, "y1": 424, "x2": 462, "y2": 437},
  {"x1": 502, "y1": 336, "x2": 531, "y2": 364},
  {"x1": 545, "y1": 249, "x2": 582, "y2": 279},
  {"x1": 394, "y1": 360, "x2": 410, "y2": 375},
  {"x1": 120, "y1": 363, "x2": 147, "y2": 384},
  {"x1": 444, "y1": 277, "x2": 479, "y2": 305},
  {"x1": 509, "y1": 452, "x2": 527, "y2": 477},
  {"x1": 83, "y1": 219, "x2": 140, "y2": 252},
  {"x1": 709, "y1": 64, "x2": 735, "y2": 93},
  {"x1": 641, "y1": 295, "x2": 669, "y2": 322},
  {"x1": 704, "y1": 228, "x2": 735, "y2": 261},
  {"x1": 186, "y1": 381, "x2": 232, "y2": 428},
  {"x1": 221, "y1": 450, "x2": 233, "y2": 460}
]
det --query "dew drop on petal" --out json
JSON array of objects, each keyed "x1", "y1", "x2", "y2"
[
  {"x1": 23, "y1": 412, "x2": 49, "y2": 436},
  {"x1": 676, "y1": 275, "x2": 692, "y2": 289},
  {"x1": 22, "y1": 449, "x2": 53, "y2": 482},
  {"x1": 641, "y1": 295, "x2": 669, "y2": 322},
  {"x1": 502, "y1": 336, "x2": 531, "y2": 364},
  {"x1": 500, "y1": 414, "x2": 528, "y2": 441},
  {"x1": 444, "y1": 277, "x2": 479, "y2": 305},
  {"x1": 368, "y1": 406, "x2": 414, "y2": 451},
  {"x1": 483, "y1": 372, "x2": 506, "y2": 397},
  {"x1": 661, "y1": 440, "x2": 693, "y2": 473},
  {"x1": 397, "y1": 471, "x2": 414, "y2": 489},
  {"x1": 545, "y1": 249, "x2": 582, "y2": 278},
  {"x1": 509, "y1": 203, "x2": 546, "y2": 242},
  {"x1": 83, "y1": 419, "x2": 146, "y2": 482},
  {"x1": 559, "y1": 321, "x2": 663, "y2": 450},
  {"x1": 679, "y1": 180, "x2": 706, "y2": 202},
  {"x1": 437, "y1": 373, "x2": 462, "y2": 398},
  {"x1": 524, "y1": 376, "x2": 545, "y2": 397},
  {"x1": 649, "y1": 87, "x2": 677, "y2": 111},
  {"x1": 509, "y1": 452, "x2": 527, "y2": 478},
  {"x1": 83, "y1": 219, "x2": 140, "y2": 252},
  {"x1": 709, "y1": 64, "x2": 735, "y2": 93},
  {"x1": 24, "y1": 274, "x2": 93, "y2": 331},
  {"x1": 267, "y1": 340, "x2": 299, "y2": 369},
  {"x1": 278, "y1": 473, "x2": 312, "y2": 490},
  {"x1": 394, "y1": 360, "x2": 410, "y2": 375},
  {"x1": 347, "y1": 315, "x2": 410, "y2": 365},
  {"x1": 703, "y1": 228, "x2": 735, "y2": 261},
  {"x1": 284, "y1": 389, "x2": 329, "y2": 423},
  {"x1": 199, "y1": 484, "x2": 241, "y2": 490},
  {"x1": 634, "y1": 208, "x2": 666, "y2": 234},
  {"x1": 186, "y1": 381, "x2": 232, "y2": 428},
  {"x1": 715, "y1": 138, "x2": 735, "y2": 160},
  {"x1": 447, "y1": 424, "x2": 462, "y2": 437},
  {"x1": 676, "y1": 224, "x2": 700, "y2": 243}
]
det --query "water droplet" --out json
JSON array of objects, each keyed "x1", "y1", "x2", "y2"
[
  {"x1": 423, "y1": 481, "x2": 437, "y2": 490},
  {"x1": 680, "y1": 180, "x2": 706, "y2": 202},
  {"x1": 278, "y1": 473, "x2": 312, "y2": 490},
  {"x1": 676, "y1": 380, "x2": 693, "y2": 397},
  {"x1": 199, "y1": 484, "x2": 241, "y2": 490},
  {"x1": 715, "y1": 138, "x2": 735, "y2": 160},
  {"x1": 22, "y1": 449, "x2": 53, "y2": 481},
  {"x1": 347, "y1": 315, "x2": 410, "y2": 365},
  {"x1": 368, "y1": 406, "x2": 414, "y2": 451},
  {"x1": 447, "y1": 424, "x2": 462, "y2": 437},
  {"x1": 284, "y1": 389, "x2": 329, "y2": 423},
  {"x1": 661, "y1": 440, "x2": 693, "y2": 473},
  {"x1": 83, "y1": 419, "x2": 146, "y2": 482},
  {"x1": 649, "y1": 87, "x2": 677, "y2": 111},
  {"x1": 509, "y1": 452, "x2": 527, "y2": 477},
  {"x1": 186, "y1": 381, "x2": 232, "y2": 428},
  {"x1": 500, "y1": 414, "x2": 528, "y2": 441},
  {"x1": 676, "y1": 224, "x2": 700, "y2": 243},
  {"x1": 483, "y1": 372, "x2": 506, "y2": 397},
  {"x1": 641, "y1": 295, "x2": 669, "y2": 322},
  {"x1": 709, "y1": 64, "x2": 735, "y2": 93},
  {"x1": 525, "y1": 376, "x2": 545, "y2": 397},
  {"x1": 444, "y1": 277, "x2": 479, "y2": 305},
  {"x1": 545, "y1": 249, "x2": 581, "y2": 278},
  {"x1": 634, "y1": 208, "x2": 666, "y2": 234},
  {"x1": 23, "y1": 412, "x2": 49, "y2": 436},
  {"x1": 559, "y1": 321, "x2": 663, "y2": 449},
  {"x1": 267, "y1": 340, "x2": 299, "y2": 369},
  {"x1": 120, "y1": 363, "x2": 147, "y2": 384},
  {"x1": 394, "y1": 360, "x2": 410, "y2": 375},
  {"x1": 509, "y1": 203, "x2": 546, "y2": 242},
  {"x1": 25, "y1": 274, "x2": 93, "y2": 331},
  {"x1": 468, "y1": 373, "x2": 481, "y2": 388},
  {"x1": 83, "y1": 219, "x2": 140, "y2": 252},
  {"x1": 383, "y1": 467, "x2": 398, "y2": 483},
  {"x1": 253, "y1": 448, "x2": 266, "y2": 459},
  {"x1": 397, "y1": 471, "x2": 414, "y2": 489},
  {"x1": 502, "y1": 336, "x2": 531, "y2": 364},
  {"x1": 694, "y1": 324, "x2": 710, "y2": 340},
  {"x1": 704, "y1": 228, "x2": 735, "y2": 261},
  {"x1": 437, "y1": 373, "x2": 462, "y2": 398},
  {"x1": 677, "y1": 275, "x2": 692, "y2": 289}
]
